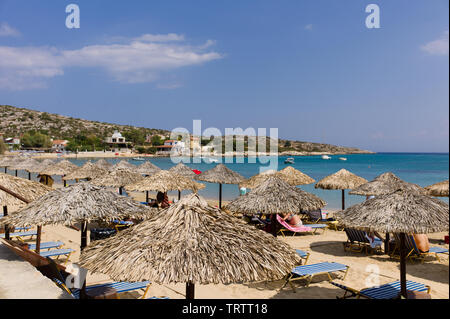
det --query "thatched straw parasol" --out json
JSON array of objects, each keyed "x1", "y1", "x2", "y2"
[
  {"x1": 8, "y1": 158, "x2": 40, "y2": 180},
  {"x1": 27, "y1": 159, "x2": 55, "y2": 174},
  {"x1": 125, "y1": 170, "x2": 205, "y2": 202},
  {"x1": 195, "y1": 164, "x2": 244, "y2": 209},
  {"x1": 136, "y1": 161, "x2": 161, "y2": 176},
  {"x1": 39, "y1": 160, "x2": 78, "y2": 187},
  {"x1": 226, "y1": 176, "x2": 326, "y2": 236},
  {"x1": 0, "y1": 156, "x2": 15, "y2": 173},
  {"x1": 349, "y1": 172, "x2": 425, "y2": 196},
  {"x1": 335, "y1": 191, "x2": 448, "y2": 298},
  {"x1": 168, "y1": 163, "x2": 197, "y2": 200},
  {"x1": 90, "y1": 168, "x2": 144, "y2": 195},
  {"x1": 240, "y1": 167, "x2": 315, "y2": 189},
  {"x1": 63, "y1": 161, "x2": 106, "y2": 181},
  {"x1": 94, "y1": 159, "x2": 113, "y2": 170},
  {"x1": 425, "y1": 180, "x2": 449, "y2": 197},
  {"x1": 112, "y1": 160, "x2": 136, "y2": 171},
  {"x1": 1, "y1": 182, "x2": 154, "y2": 252},
  {"x1": 79, "y1": 193, "x2": 301, "y2": 299},
  {"x1": 315, "y1": 169, "x2": 368, "y2": 210},
  {"x1": 0, "y1": 173, "x2": 52, "y2": 244}
]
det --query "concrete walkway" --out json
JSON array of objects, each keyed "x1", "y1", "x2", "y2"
[{"x1": 0, "y1": 241, "x2": 71, "y2": 299}]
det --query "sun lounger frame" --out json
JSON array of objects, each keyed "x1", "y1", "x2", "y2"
[{"x1": 390, "y1": 233, "x2": 449, "y2": 263}]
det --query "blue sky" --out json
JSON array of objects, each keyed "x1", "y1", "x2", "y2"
[{"x1": 0, "y1": 0, "x2": 448, "y2": 152}]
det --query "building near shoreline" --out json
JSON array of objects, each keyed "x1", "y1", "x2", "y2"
[
  {"x1": 105, "y1": 131, "x2": 132, "y2": 152},
  {"x1": 51, "y1": 139, "x2": 68, "y2": 152}
]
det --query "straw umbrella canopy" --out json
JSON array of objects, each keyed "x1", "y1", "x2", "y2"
[
  {"x1": 349, "y1": 172, "x2": 425, "y2": 196},
  {"x1": 315, "y1": 169, "x2": 368, "y2": 210},
  {"x1": 425, "y1": 180, "x2": 449, "y2": 197},
  {"x1": 0, "y1": 156, "x2": 15, "y2": 173},
  {"x1": 125, "y1": 170, "x2": 205, "y2": 203},
  {"x1": 168, "y1": 163, "x2": 197, "y2": 200},
  {"x1": 335, "y1": 191, "x2": 449, "y2": 298},
  {"x1": 90, "y1": 168, "x2": 144, "y2": 195},
  {"x1": 39, "y1": 160, "x2": 78, "y2": 187},
  {"x1": 240, "y1": 167, "x2": 315, "y2": 189},
  {"x1": 0, "y1": 173, "x2": 52, "y2": 246},
  {"x1": 79, "y1": 193, "x2": 301, "y2": 299},
  {"x1": 27, "y1": 159, "x2": 55, "y2": 174},
  {"x1": 226, "y1": 176, "x2": 326, "y2": 216},
  {"x1": 112, "y1": 160, "x2": 136, "y2": 171},
  {"x1": 136, "y1": 161, "x2": 161, "y2": 176},
  {"x1": 195, "y1": 164, "x2": 244, "y2": 209},
  {"x1": 63, "y1": 161, "x2": 106, "y2": 181},
  {"x1": 1, "y1": 182, "x2": 155, "y2": 252},
  {"x1": 8, "y1": 158, "x2": 40, "y2": 180},
  {"x1": 94, "y1": 159, "x2": 113, "y2": 171}
]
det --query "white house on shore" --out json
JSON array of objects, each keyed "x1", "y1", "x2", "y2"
[{"x1": 105, "y1": 131, "x2": 132, "y2": 152}]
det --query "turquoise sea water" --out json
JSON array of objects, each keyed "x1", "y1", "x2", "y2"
[{"x1": 9, "y1": 153, "x2": 449, "y2": 210}]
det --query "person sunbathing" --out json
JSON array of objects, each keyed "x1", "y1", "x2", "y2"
[
  {"x1": 413, "y1": 234, "x2": 430, "y2": 253},
  {"x1": 280, "y1": 213, "x2": 303, "y2": 227}
]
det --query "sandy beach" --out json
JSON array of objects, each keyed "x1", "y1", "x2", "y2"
[{"x1": 10, "y1": 194, "x2": 448, "y2": 299}]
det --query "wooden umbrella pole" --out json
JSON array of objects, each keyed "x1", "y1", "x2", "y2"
[
  {"x1": 178, "y1": 190, "x2": 181, "y2": 201},
  {"x1": 3, "y1": 206, "x2": 9, "y2": 241},
  {"x1": 119, "y1": 187, "x2": 123, "y2": 195},
  {"x1": 15, "y1": 170, "x2": 18, "y2": 177},
  {"x1": 28, "y1": 172, "x2": 31, "y2": 180},
  {"x1": 219, "y1": 184, "x2": 222, "y2": 209},
  {"x1": 4, "y1": 167, "x2": 6, "y2": 173},
  {"x1": 0, "y1": 185, "x2": 30, "y2": 203},
  {"x1": 341, "y1": 189, "x2": 345, "y2": 210},
  {"x1": 80, "y1": 221, "x2": 88, "y2": 251},
  {"x1": 271, "y1": 214, "x2": 277, "y2": 237},
  {"x1": 186, "y1": 281, "x2": 195, "y2": 299},
  {"x1": 35, "y1": 226, "x2": 42, "y2": 254},
  {"x1": 385, "y1": 233, "x2": 390, "y2": 254},
  {"x1": 146, "y1": 191, "x2": 149, "y2": 203},
  {"x1": 399, "y1": 232, "x2": 407, "y2": 298}
]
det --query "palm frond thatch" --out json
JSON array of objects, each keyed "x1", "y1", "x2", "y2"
[
  {"x1": 63, "y1": 161, "x2": 106, "y2": 180},
  {"x1": 0, "y1": 173, "x2": 52, "y2": 209},
  {"x1": 1, "y1": 182, "x2": 154, "y2": 227},
  {"x1": 27, "y1": 159, "x2": 56, "y2": 174},
  {"x1": 8, "y1": 158, "x2": 40, "y2": 171},
  {"x1": 112, "y1": 160, "x2": 136, "y2": 171},
  {"x1": 335, "y1": 190, "x2": 449, "y2": 234},
  {"x1": 195, "y1": 164, "x2": 244, "y2": 184},
  {"x1": 315, "y1": 169, "x2": 368, "y2": 190},
  {"x1": 349, "y1": 172, "x2": 425, "y2": 196},
  {"x1": 240, "y1": 167, "x2": 315, "y2": 189},
  {"x1": 168, "y1": 162, "x2": 196, "y2": 178},
  {"x1": 39, "y1": 159, "x2": 78, "y2": 176},
  {"x1": 425, "y1": 180, "x2": 449, "y2": 197},
  {"x1": 226, "y1": 176, "x2": 326, "y2": 215},
  {"x1": 136, "y1": 161, "x2": 161, "y2": 175},
  {"x1": 94, "y1": 159, "x2": 113, "y2": 170},
  {"x1": 125, "y1": 170, "x2": 205, "y2": 193},
  {"x1": 90, "y1": 168, "x2": 144, "y2": 188},
  {"x1": 79, "y1": 193, "x2": 300, "y2": 284}
]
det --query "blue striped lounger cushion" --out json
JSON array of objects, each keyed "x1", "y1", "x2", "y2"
[
  {"x1": 292, "y1": 262, "x2": 348, "y2": 277},
  {"x1": 295, "y1": 249, "x2": 309, "y2": 258},
  {"x1": 1, "y1": 231, "x2": 37, "y2": 238},
  {"x1": 360, "y1": 280, "x2": 429, "y2": 299},
  {"x1": 72, "y1": 281, "x2": 151, "y2": 299},
  {"x1": 429, "y1": 247, "x2": 448, "y2": 254},
  {"x1": 40, "y1": 248, "x2": 75, "y2": 258},
  {"x1": 29, "y1": 241, "x2": 64, "y2": 250}
]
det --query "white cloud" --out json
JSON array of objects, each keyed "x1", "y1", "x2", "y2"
[
  {"x1": 421, "y1": 31, "x2": 449, "y2": 56},
  {"x1": 0, "y1": 33, "x2": 222, "y2": 90},
  {"x1": 304, "y1": 24, "x2": 313, "y2": 31},
  {"x1": 0, "y1": 22, "x2": 20, "y2": 37}
]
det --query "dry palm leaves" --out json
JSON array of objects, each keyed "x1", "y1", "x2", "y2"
[
  {"x1": 90, "y1": 168, "x2": 144, "y2": 188},
  {"x1": 195, "y1": 164, "x2": 244, "y2": 184},
  {"x1": 63, "y1": 161, "x2": 106, "y2": 180},
  {"x1": 125, "y1": 170, "x2": 204, "y2": 193},
  {"x1": 349, "y1": 172, "x2": 425, "y2": 196},
  {"x1": 315, "y1": 169, "x2": 368, "y2": 190},
  {"x1": 39, "y1": 160, "x2": 78, "y2": 176},
  {"x1": 425, "y1": 180, "x2": 449, "y2": 197},
  {"x1": 0, "y1": 173, "x2": 51, "y2": 209}
]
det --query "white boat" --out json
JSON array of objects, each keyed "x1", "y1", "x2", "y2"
[
  {"x1": 284, "y1": 157, "x2": 295, "y2": 164},
  {"x1": 339, "y1": 157, "x2": 347, "y2": 161},
  {"x1": 132, "y1": 157, "x2": 146, "y2": 161},
  {"x1": 321, "y1": 155, "x2": 331, "y2": 160}
]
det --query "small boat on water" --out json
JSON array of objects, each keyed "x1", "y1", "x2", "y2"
[
  {"x1": 339, "y1": 157, "x2": 347, "y2": 161},
  {"x1": 132, "y1": 157, "x2": 146, "y2": 161},
  {"x1": 321, "y1": 155, "x2": 331, "y2": 160},
  {"x1": 284, "y1": 157, "x2": 295, "y2": 164}
]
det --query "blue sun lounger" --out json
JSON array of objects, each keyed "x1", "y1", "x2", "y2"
[
  {"x1": 1, "y1": 230, "x2": 37, "y2": 239},
  {"x1": 391, "y1": 234, "x2": 449, "y2": 262},
  {"x1": 331, "y1": 280, "x2": 430, "y2": 299},
  {"x1": 28, "y1": 241, "x2": 64, "y2": 251},
  {"x1": 72, "y1": 281, "x2": 152, "y2": 299},
  {"x1": 284, "y1": 262, "x2": 349, "y2": 292},
  {"x1": 39, "y1": 248, "x2": 75, "y2": 264},
  {"x1": 295, "y1": 249, "x2": 310, "y2": 265}
]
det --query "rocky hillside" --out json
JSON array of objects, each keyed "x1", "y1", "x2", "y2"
[
  {"x1": 0, "y1": 104, "x2": 373, "y2": 154},
  {"x1": 0, "y1": 105, "x2": 168, "y2": 140}
]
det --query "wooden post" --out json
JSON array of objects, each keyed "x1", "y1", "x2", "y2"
[
  {"x1": 385, "y1": 233, "x2": 390, "y2": 254},
  {"x1": 15, "y1": 170, "x2": 18, "y2": 177},
  {"x1": 219, "y1": 184, "x2": 222, "y2": 209},
  {"x1": 186, "y1": 282, "x2": 195, "y2": 299},
  {"x1": 3, "y1": 206, "x2": 9, "y2": 241},
  {"x1": 146, "y1": 191, "x2": 149, "y2": 203},
  {"x1": 341, "y1": 189, "x2": 345, "y2": 210},
  {"x1": 399, "y1": 232, "x2": 407, "y2": 298},
  {"x1": 35, "y1": 226, "x2": 42, "y2": 254},
  {"x1": 80, "y1": 221, "x2": 88, "y2": 251},
  {"x1": 119, "y1": 187, "x2": 123, "y2": 196},
  {"x1": 28, "y1": 172, "x2": 31, "y2": 180},
  {"x1": 271, "y1": 214, "x2": 277, "y2": 237},
  {"x1": 178, "y1": 190, "x2": 181, "y2": 201},
  {"x1": 4, "y1": 167, "x2": 6, "y2": 173}
]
